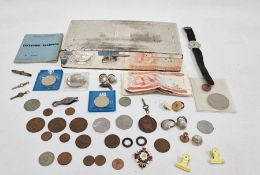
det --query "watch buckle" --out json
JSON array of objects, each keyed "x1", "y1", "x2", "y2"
[{"x1": 188, "y1": 41, "x2": 201, "y2": 49}]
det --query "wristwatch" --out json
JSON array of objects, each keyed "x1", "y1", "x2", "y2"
[{"x1": 183, "y1": 27, "x2": 214, "y2": 85}]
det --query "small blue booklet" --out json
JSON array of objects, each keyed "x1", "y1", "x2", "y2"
[{"x1": 14, "y1": 33, "x2": 63, "y2": 63}]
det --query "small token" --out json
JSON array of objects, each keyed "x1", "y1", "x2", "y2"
[
  {"x1": 43, "y1": 108, "x2": 53, "y2": 116},
  {"x1": 69, "y1": 117, "x2": 88, "y2": 133},
  {"x1": 197, "y1": 120, "x2": 214, "y2": 134},
  {"x1": 95, "y1": 155, "x2": 106, "y2": 166},
  {"x1": 154, "y1": 138, "x2": 171, "y2": 153},
  {"x1": 57, "y1": 152, "x2": 72, "y2": 165},
  {"x1": 112, "y1": 158, "x2": 124, "y2": 170},
  {"x1": 138, "y1": 115, "x2": 157, "y2": 133},
  {"x1": 83, "y1": 155, "x2": 95, "y2": 166},
  {"x1": 207, "y1": 93, "x2": 230, "y2": 110},
  {"x1": 65, "y1": 107, "x2": 75, "y2": 116},
  {"x1": 202, "y1": 84, "x2": 212, "y2": 92},
  {"x1": 41, "y1": 75, "x2": 57, "y2": 86},
  {"x1": 104, "y1": 134, "x2": 120, "y2": 148},
  {"x1": 172, "y1": 101, "x2": 184, "y2": 112},
  {"x1": 41, "y1": 131, "x2": 52, "y2": 141},
  {"x1": 39, "y1": 152, "x2": 55, "y2": 166},
  {"x1": 116, "y1": 115, "x2": 133, "y2": 130},
  {"x1": 75, "y1": 134, "x2": 91, "y2": 149},
  {"x1": 119, "y1": 97, "x2": 131, "y2": 107},
  {"x1": 59, "y1": 133, "x2": 70, "y2": 143},
  {"x1": 24, "y1": 99, "x2": 40, "y2": 111},
  {"x1": 192, "y1": 135, "x2": 203, "y2": 146},
  {"x1": 92, "y1": 118, "x2": 110, "y2": 133},
  {"x1": 48, "y1": 118, "x2": 66, "y2": 133},
  {"x1": 26, "y1": 117, "x2": 45, "y2": 133},
  {"x1": 94, "y1": 96, "x2": 110, "y2": 108}
]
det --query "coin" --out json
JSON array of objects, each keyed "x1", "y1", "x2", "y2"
[
  {"x1": 75, "y1": 134, "x2": 91, "y2": 149},
  {"x1": 95, "y1": 155, "x2": 106, "y2": 166},
  {"x1": 138, "y1": 115, "x2": 157, "y2": 133},
  {"x1": 69, "y1": 117, "x2": 88, "y2": 133},
  {"x1": 154, "y1": 138, "x2": 171, "y2": 153},
  {"x1": 92, "y1": 118, "x2": 110, "y2": 133},
  {"x1": 39, "y1": 152, "x2": 55, "y2": 166},
  {"x1": 118, "y1": 97, "x2": 131, "y2": 107},
  {"x1": 94, "y1": 96, "x2": 110, "y2": 108},
  {"x1": 48, "y1": 118, "x2": 66, "y2": 133},
  {"x1": 41, "y1": 131, "x2": 52, "y2": 141},
  {"x1": 83, "y1": 155, "x2": 95, "y2": 166},
  {"x1": 43, "y1": 108, "x2": 53, "y2": 116},
  {"x1": 202, "y1": 83, "x2": 211, "y2": 92},
  {"x1": 59, "y1": 133, "x2": 70, "y2": 143},
  {"x1": 112, "y1": 158, "x2": 124, "y2": 170},
  {"x1": 207, "y1": 93, "x2": 230, "y2": 110},
  {"x1": 192, "y1": 135, "x2": 203, "y2": 146},
  {"x1": 24, "y1": 99, "x2": 40, "y2": 111},
  {"x1": 57, "y1": 152, "x2": 72, "y2": 165},
  {"x1": 41, "y1": 75, "x2": 57, "y2": 86},
  {"x1": 66, "y1": 73, "x2": 87, "y2": 88},
  {"x1": 104, "y1": 134, "x2": 120, "y2": 148},
  {"x1": 197, "y1": 120, "x2": 214, "y2": 134},
  {"x1": 65, "y1": 107, "x2": 75, "y2": 116},
  {"x1": 116, "y1": 115, "x2": 133, "y2": 130},
  {"x1": 172, "y1": 101, "x2": 184, "y2": 112},
  {"x1": 26, "y1": 117, "x2": 45, "y2": 133}
]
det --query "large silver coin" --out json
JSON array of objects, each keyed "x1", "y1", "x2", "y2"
[
  {"x1": 116, "y1": 115, "x2": 133, "y2": 130},
  {"x1": 119, "y1": 97, "x2": 131, "y2": 107},
  {"x1": 24, "y1": 99, "x2": 40, "y2": 111},
  {"x1": 66, "y1": 73, "x2": 87, "y2": 88},
  {"x1": 207, "y1": 93, "x2": 230, "y2": 110},
  {"x1": 39, "y1": 152, "x2": 55, "y2": 166},
  {"x1": 94, "y1": 96, "x2": 110, "y2": 108},
  {"x1": 92, "y1": 118, "x2": 110, "y2": 133},
  {"x1": 197, "y1": 120, "x2": 214, "y2": 134}
]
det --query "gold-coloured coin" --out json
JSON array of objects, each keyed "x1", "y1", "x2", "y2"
[
  {"x1": 172, "y1": 101, "x2": 184, "y2": 112},
  {"x1": 41, "y1": 75, "x2": 57, "y2": 86},
  {"x1": 94, "y1": 96, "x2": 109, "y2": 108}
]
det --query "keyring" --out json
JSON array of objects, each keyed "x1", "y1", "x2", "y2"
[
  {"x1": 122, "y1": 137, "x2": 133, "y2": 148},
  {"x1": 136, "y1": 136, "x2": 147, "y2": 146}
]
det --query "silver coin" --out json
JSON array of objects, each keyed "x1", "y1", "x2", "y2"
[
  {"x1": 41, "y1": 75, "x2": 57, "y2": 86},
  {"x1": 197, "y1": 120, "x2": 214, "y2": 134},
  {"x1": 116, "y1": 115, "x2": 133, "y2": 130},
  {"x1": 207, "y1": 93, "x2": 230, "y2": 110},
  {"x1": 191, "y1": 135, "x2": 203, "y2": 146},
  {"x1": 119, "y1": 97, "x2": 131, "y2": 107},
  {"x1": 94, "y1": 96, "x2": 110, "y2": 108},
  {"x1": 92, "y1": 118, "x2": 110, "y2": 133},
  {"x1": 39, "y1": 152, "x2": 55, "y2": 166},
  {"x1": 24, "y1": 99, "x2": 41, "y2": 111},
  {"x1": 66, "y1": 73, "x2": 87, "y2": 88}
]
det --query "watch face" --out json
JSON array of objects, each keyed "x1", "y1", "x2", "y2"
[{"x1": 188, "y1": 41, "x2": 201, "y2": 49}]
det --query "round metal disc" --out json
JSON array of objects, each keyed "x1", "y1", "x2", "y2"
[
  {"x1": 92, "y1": 118, "x2": 110, "y2": 133},
  {"x1": 57, "y1": 152, "x2": 72, "y2": 165},
  {"x1": 207, "y1": 93, "x2": 230, "y2": 110},
  {"x1": 83, "y1": 155, "x2": 95, "y2": 166},
  {"x1": 112, "y1": 158, "x2": 124, "y2": 170},
  {"x1": 104, "y1": 134, "x2": 120, "y2": 148},
  {"x1": 39, "y1": 152, "x2": 55, "y2": 166},
  {"x1": 202, "y1": 84, "x2": 211, "y2": 92},
  {"x1": 95, "y1": 155, "x2": 106, "y2": 166},
  {"x1": 65, "y1": 107, "x2": 75, "y2": 116},
  {"x1": 119, "y1": 97, "x2": 131, "y2": 107},
  {"x1": 24, "y1": 99, "x2": 40, "y2": 111},
  {"x1": 75, "y1": 134, "x2": 91, "y2": 149},
  {"x1": 197, "y1": 120, "x2": 214, "y2": 134},
  {"x1": 41, "y1": 131, "x2": 52, "y2": 141},
  {"x1": 48, "y1": 118, "x2": 66, "y2": 133},
  {"x1": 66, "y1": 73, "x2": 87, "y2": 88},
  {"x1": 94, "y1": 96, "x2": 110, "y2": 108},
  {"x1": 138, "y1": 115, "x2": 157, "y2": 133},
  {"x1": 26, "y1": 117, "x2": 45, "y2": 133},
  {"x1": 154, "y1": 138, "x2": 171, "y2": 153},
  {"x1": 69, "y1": 117, "x2": 88, "y2": 133},
  {"x1": 41, "y1": 75, "x2": 57, "y2": 86},
  {"x1": 59, "y1": 133, "x2": 70, "y2": 143},
  {"x1": 116, "y1": 115, "x2": 133, "y2": 130},
  {"x1": 43, "y1": 108, "x2": 53, "y2": 116}
]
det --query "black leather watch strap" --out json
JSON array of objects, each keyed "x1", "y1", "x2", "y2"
[{"x1": 183, "y1": 27, "x2": 214, "y2": 85}]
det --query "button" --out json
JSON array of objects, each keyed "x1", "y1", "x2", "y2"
[
  {"x1": 180, "y1": 132, "x2": 189, "y2": 143},
  {"x1": 172, "y1": 101, "x2": 184, "y2": 112},
  {"x1": 192, "y1": 135, "x2": 203, "y2": 146}
]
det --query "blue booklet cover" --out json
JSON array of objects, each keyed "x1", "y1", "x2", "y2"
[{"x1": 14, "y1": 33, "x2": 63, "y2": 63}]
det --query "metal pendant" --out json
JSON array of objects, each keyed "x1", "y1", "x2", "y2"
[{"x1": 138, "y1": 115, "x2": 157, "y2": 133}]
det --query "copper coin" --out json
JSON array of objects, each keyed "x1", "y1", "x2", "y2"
[
  {"x1": 57, "y1": 152, "x2": 72, "y2": 165},
  {"x1": 154, "y1": 138, "x2": 171, "y2": 153},
  {"x1": 83, "y1": 155, "x2": 95, "y2": 166},
  {"x1": 112, "y1": 158, "x2": 124, "y2": 170},
  {"x1": 172, "y1": 101, "x2": 184, "y2": 112},
  {"x1": 48, "y1": 118, "x2": 66, "y2": 133},
  {"x1": 104, "y1": 134, "x2": 120, "y2": 148},
  {"x1": 59, "y1": 133, "x2": 70, "y2": 143},
  {"x1": 41, "y1": 131, "x2": 52, "y2": 141},
  {"x1": 95, "y1": 155, "x2": 106, "y2": 166},
  {"x1": 43, "y1": 108, "x2": 53, "y2": 116},
  {"x1": 202, "y1": 83, "x2": 211, "y2": 92},
  {"x1": 75, "y1": 134, "x2": 91, "y2": 149},
  {"x1": 65, "y1": 107, "x2": 75, "y2": 116},
  {"x1": 26, "y1": 117, "x2": 45, "y2": 133},
  {"x1": 138, "y1": 115, "x2": 157, "y2": 133},
  {"x1": 69, "y1": 117, "x2": 88, "y2": 133}
]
